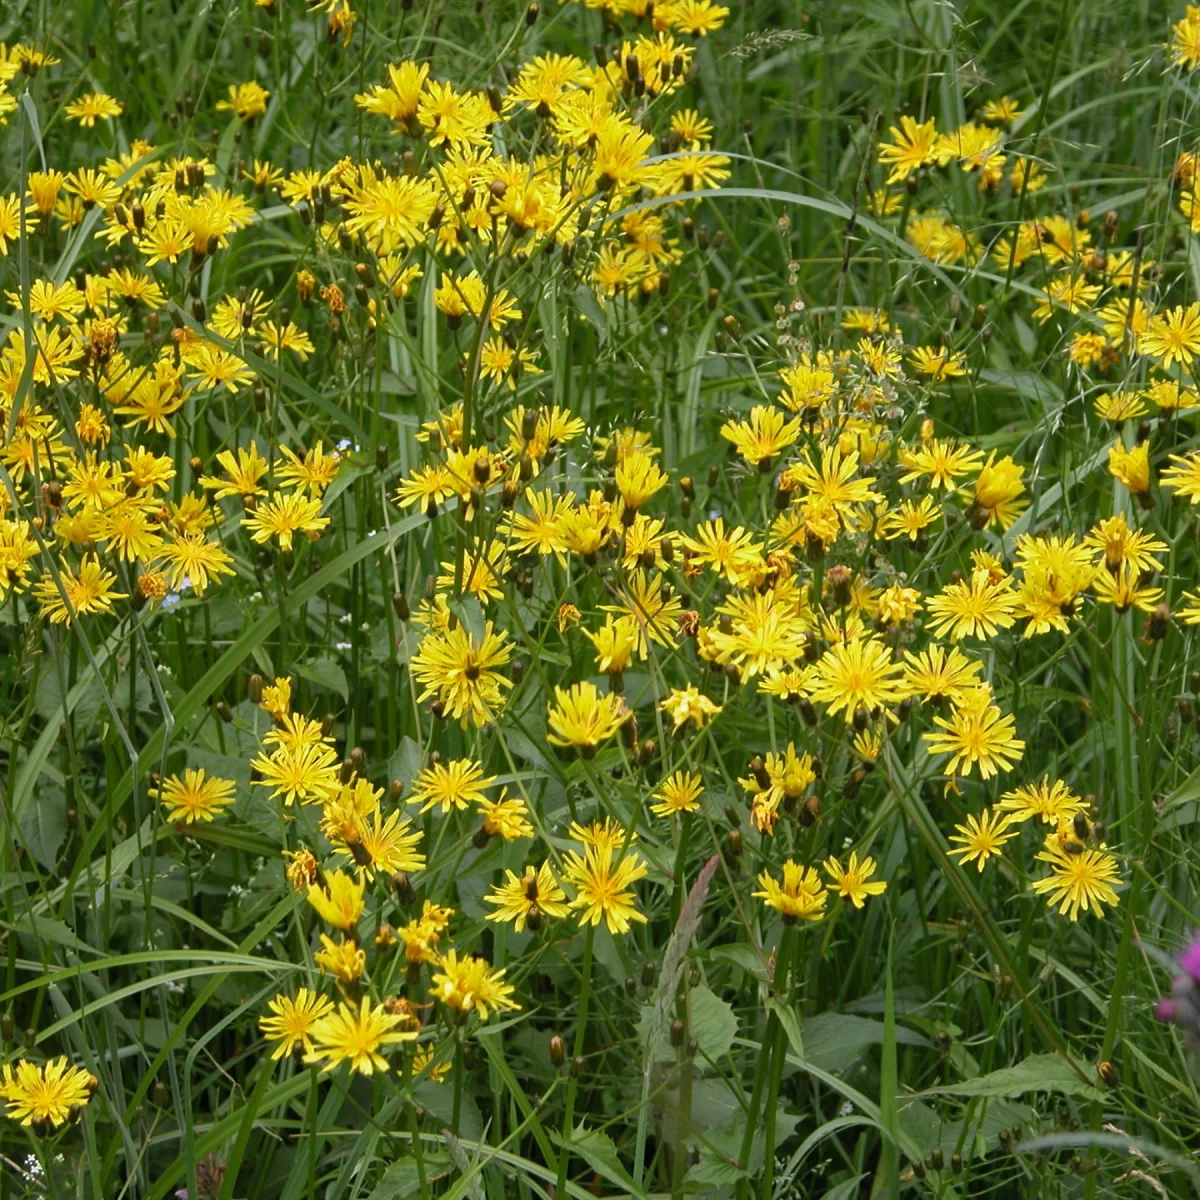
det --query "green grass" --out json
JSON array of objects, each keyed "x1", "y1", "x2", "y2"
[{"x1": 1, "y1": 0, "x2": 1200, "y2": 1197}]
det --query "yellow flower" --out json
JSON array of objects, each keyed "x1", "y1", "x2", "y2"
[
  {"x1": 562, "y1": 843, "x2": 648, "y2": 935},
  {"x1": 260, "y1": 676, "x2": 292, "y2": 720},
  {"x1": 998, "y1": 777, "x2": 1086, "y2": 826},
  {"x1": 925, "y1": 690, "x2": 1024, "y2": 781},
  {"x1": 216, "y1": 81, "x2": 270, "y2": 120},
  {"x1": 200, "y1": 442, "x2": 270, "y2": 501},
  {"x1": 680, "y1": 517, "x2": 762, "y2": 583},
  {"x1": 720, "y1": 405, "x2": 801, "y2": 467},
  {"x1": 1138, "y1": 303, "x2": 1200, "y2": 369},
  {"x1": 752, "y1": 860, "x2": 828, "y2": 923},
  {"x1": 259, "y1": 989, "x2": 335, "y2": 1060},
  {"x1": 1107, "y1": 442, "x2": 1151, "y2": 497},
  {"x1": 661, "y1": 685, "x2": 722, "y2": 731},
  {"x1": 478, "y1": 795, "x2": 535, "y2": 842},
  {"x1": 33, "y1": 555, "x2": 127, "y2": 624},
  {"x1": 809, "y1": 638, "x2": 904, "y2": 722},
  {"x1": 0, "y1": 1058, "x2": 95, "y2": 1128},
  {"x1": 926, "y1": 569, "x2": 1019, "y2": 641},
  {"x1": 314, "y1": 934, "x2": 366, "y2": 982},
  {"x1": 431, "y1": 951, "x2": 520, "y2": 1020},
  {"x1": 306, "y1": 871, "x2": 365, "y2": 932},
  {"x1": 64, "y1": 91, "x2": 122, "y2": 126},
  {"x1": 242, "y1": 491, "x2": 330, "y2": 551},
  {"x1": 1031, "y1": 843, "x2": 1121, "y2": 920},
  {"x1": 971, "y1": 453, "x2": 1027, "y2": 529},
  {"x1": 1161, "y1": 451, "x2": 1200, "y2": 503},
  {"x1": 153, "y1": 768, "x2": 237, "y2": 823},
  {"x1": 1173, "y1": 5, "x2": 1200, "y2": 70},
  {"x1": 823, "y1": 853, "x2": 887, "y2": 908},
  {"x1": 651, "y1": 770, "x2": 704, "y2": 818},
  {"x1": 409, "y1": 758, "x2": 495, "y2": 813},
  {"x1": 484, "y1": 863, "x2": 569, "y2": 932},
  {"x1": 251, "y1": 740, "x2": 341, "y2": 806},
  {"x1": 909, "y1": 345, "x2": 967, "y2": 381},
  {"x1": 409, "y1": 622, "x2": 513, "y2": 727},
  {"x1": 546, "y1": 681, "x2": 628, "y2": 757},
  {"x1": 305, "y1": 997, "x2": 415, "y2": 1075},
  {"x1": 948, "y1": 808, "x2": 1015, "y2": 870},
  {"x1": 877, "y1": 116, "x2": 939, "y2": 184},
  {"x1": 585, "y1": 615, "x2": 640, "y2": 676}
]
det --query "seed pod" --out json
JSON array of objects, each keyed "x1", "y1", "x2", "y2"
[
  {"x1": 670, "y1": 1019, "x2": 686, "y2": 1047},
  {"x1": 549, "y1": 1034, "x2": 566, "y2": 1066},
  {"x1": 1145, "y1": 602, "x2": 1170, "y2": 641}
]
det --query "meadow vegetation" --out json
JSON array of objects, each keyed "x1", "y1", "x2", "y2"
[{"x1": 2, "y1": 0, "x2": 1200, "y2": 1196}]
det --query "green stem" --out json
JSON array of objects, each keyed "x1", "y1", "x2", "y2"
[
  {"x1": 736, "y1": 926, "x2": 793, "y2": 1199},
  {"x1": 759, "y1": 928, "x2": 794, "y2": 1200},
  {"x1": 452, "y1": 1027, "x2": 465, "y2": 1133},
  {"x1": 556, "y1": 923, "x2": 595, "y2": 1198}
]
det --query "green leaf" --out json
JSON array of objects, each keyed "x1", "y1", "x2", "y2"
[
  {"x1": 921, "y1": 1054, "x2": 1100, "y2": 1100},
  {"x1": 706, "y1": 942, "x2": 766, "y2": 976},
  {"x1": 389, "y1": 735, "x2": 425, "y2": 790},
  {"x1": 17, "y1": 787, "x2": 67, "y2": 870},
  {"x1": 791, "y1": 1012, "x2": 930, "y2": 1075},
  {"x1": 689, "y1": 984, "x2": 738, "y2": 1061},
  {"x1": 566, "y1": 1125, "x2": 643, "y2": 1197},
  {"x1": 368, "y1": 1155, "x2": 452, "y2": 1200},
  {"x1": 294, "y1": 656, "x2": 349, "y2": 700}
]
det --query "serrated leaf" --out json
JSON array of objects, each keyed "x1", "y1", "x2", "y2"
[
  {"x1": 690, "y1": 984, "x2": 738, "y2": 1061},
  {"x1": 368, "y1": 1152, "x2": 452, "y2": 1199},
  {"x1": 923, "y1": 1053, "x2": 1098, "y2": 1100},
  {"x1": 566, "y1": 1124, "x2": 642, "y2": 1197}
]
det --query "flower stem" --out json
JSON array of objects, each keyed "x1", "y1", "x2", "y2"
[
  {"x1": 735, "y1": 925, "x2": 793, "y2": 1199},
  {"x1": 452, "y1": 1026, "x2": 465, "y2": 1133},
  {"x1": 760, "y1": 928, "x2": 795, "y2": 1200},
  {"x1": 556, "y1": 922, "x2": 595, "y2": 1199}
]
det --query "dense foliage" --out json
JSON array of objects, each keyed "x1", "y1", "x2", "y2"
[{"x1": 2, "y1": 0, "x2": 1200, "y2": 1197}]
